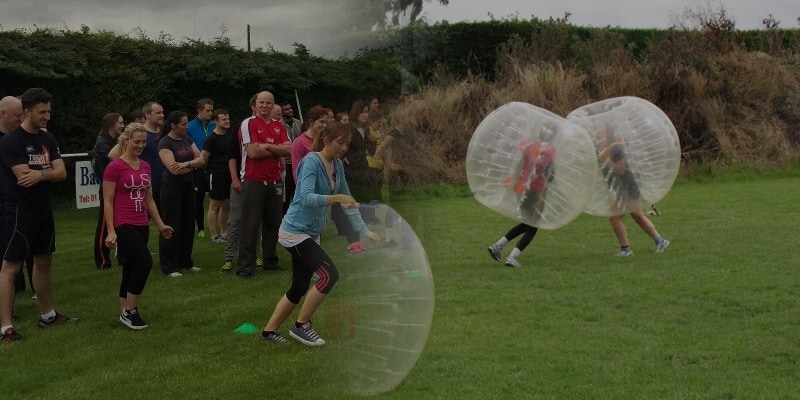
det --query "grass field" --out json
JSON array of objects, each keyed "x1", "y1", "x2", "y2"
[{"x1": 2, "y1": 176, "x2": 800, "y2": 399}]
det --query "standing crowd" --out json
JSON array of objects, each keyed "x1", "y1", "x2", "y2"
[{"x1": 1, "y1": 88, "x2": 404, "y2": 344}]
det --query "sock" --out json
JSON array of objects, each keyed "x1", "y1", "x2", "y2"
[
  {"x1": 655, "y1": 236, "x2": 664, "y2": 245},
  {"x1": 621, "y1": 245, "x2": 631, "y2": 251},
  {"x1": 41, "y1": 309, "x2": 56, "y2": 322},
  {"x1": 508, "y1": 248, "x2": 521, "y2": 260},
  {"x1": 1, "y1": 325, "x2": 12, "y2": 335},
  {"x1": 295, "y1": 321, "x2": 304, "y2": 328},
  {"x1": 495, "y1": 237, "x2": 509, "y2": 249},
  {"x1": 261, "y1": 330, "x2": 275, "y2": 336}
]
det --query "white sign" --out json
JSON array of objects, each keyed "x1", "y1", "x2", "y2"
[{"x1": 75, "y1": 160, "x2": 101, "y2": 209}]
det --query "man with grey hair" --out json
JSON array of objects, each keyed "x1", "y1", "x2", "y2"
[
  {"x1": 0, "y1": 88, "x2": 73, "y2": 343},
  {"x1": 0, "y1": 96, "x2": 34, "y2": 299},
  {"x1": 0, "y1": 96, "x2": 24, "y2": 133},
  {"x1": 236, "y1": 91, "x2": 291, "y2": 278}
]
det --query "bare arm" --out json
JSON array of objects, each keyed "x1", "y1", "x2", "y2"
[
  {"x1": 159, "y1": 149, "x2": 193, "y2": 175},
  {"x1": 102, "y1": 181, "x2": 117, "y2": 247},
  {"x1": 267, "y1": 142, "x2": 291, "y2": 157},
  {"x1": 108, "y1": 144, "x2": 122, "y2": 160},
  {"x1": 11, "y1": 158, "x2": 67, "y2": 188},
  {"x1": 146, "y1": 186, "x2": 173, "y2": 239},
  {"x1": 228, "y1": 158, "x2": 241, "y2": 192},
  {"x1": 190, "y1": 144, "x2": 205, "y2": 169},
  {"x1": 245, "y1": 142, "x2": 278, "y2": 159}
]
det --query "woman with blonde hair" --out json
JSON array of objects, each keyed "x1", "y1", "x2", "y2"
[{"x1": 103, "y1": 123, "x2": 173, "y2": 330}]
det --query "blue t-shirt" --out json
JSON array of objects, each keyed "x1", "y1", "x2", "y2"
[
  {"x1": 187, "y1": 118, "x2": 215, "y2": 148},
  {"x1": 139, "y1": 130, "x2": 164, "y2": 193}
]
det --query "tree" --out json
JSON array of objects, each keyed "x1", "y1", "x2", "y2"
[
  {"x1": 342, "y1": 0, "x2": 449, "y2": 30},
  {"x1": 390, "y1": 0, "x2": 450, "y2": 25}
]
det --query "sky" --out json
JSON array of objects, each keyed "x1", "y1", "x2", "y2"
[{"x1": 0, "y1": 0, "x2": 796, "y2": 56}]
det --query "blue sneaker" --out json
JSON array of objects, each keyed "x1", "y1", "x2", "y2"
[{"x1": 290, "y1": 321, "x2": 325, "y2": 346}]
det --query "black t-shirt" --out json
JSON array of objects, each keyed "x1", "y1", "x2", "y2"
[
  {"x1": 229, "y1": 123, "x2": 243, "y2": 181},
  {"x1": 0, "y1": 126, "x2": 62, "y2": 209},
  {"x1": 157, "y1": 135, "x2": 195, "y2": 184},
  {"x1": 202, "y1": 130, "x2": 233, "y2": 176},
  {"x1": 92, "y1": 134, "x2": 116, "y2": 179},
  {"x1": 0, "y1": 129, "x2": 6, "y2": 212}
]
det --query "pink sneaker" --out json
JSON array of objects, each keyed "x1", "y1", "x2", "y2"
[{"x1": 346, "y1": 242, "x2": 366, "y2": 253}]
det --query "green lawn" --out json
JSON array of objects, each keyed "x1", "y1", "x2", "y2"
[{"x1": 2, "y1": 177, "x2": 800, "y2": 399}]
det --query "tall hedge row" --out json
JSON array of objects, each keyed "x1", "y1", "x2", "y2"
[{"x1": 1, "y1": 20, "x2": 798, "y2": 155}]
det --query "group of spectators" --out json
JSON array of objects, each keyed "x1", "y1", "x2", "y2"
[{"x1": 0, "y1": 87, "x2": 403, "y2": 342}]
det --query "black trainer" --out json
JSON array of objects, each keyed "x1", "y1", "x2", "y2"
[{"x1": 120, "y1": 307, "x2": 148, "y2": 330}]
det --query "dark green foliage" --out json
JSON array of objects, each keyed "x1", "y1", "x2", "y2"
[
  {"x1": 2, "y1": 17, "x2": 798, "y2": 166},
  {"x1": 0, "y1": 27, "x2": 403, "y2": 153}
]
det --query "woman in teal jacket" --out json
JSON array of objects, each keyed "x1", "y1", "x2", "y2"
[{"x1": 260, "y1": 122, "x2": 379, "y2": 346}]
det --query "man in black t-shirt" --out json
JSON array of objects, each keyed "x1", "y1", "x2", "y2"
[
  {"x1": 0, "y1": 95, "x2": 34, "y2": 298},
  {"x1": 0, "y1": 88, "x2": 74, "y2": 344},
  {"x1": 201, "y1": 109, "x2": 234, "y2": 243}
]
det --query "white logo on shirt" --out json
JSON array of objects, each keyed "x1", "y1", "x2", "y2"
[{"x1": 124, "y1": 174, "x2": 151, "y2": 212}]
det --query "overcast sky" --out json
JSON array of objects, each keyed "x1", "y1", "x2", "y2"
[{"x1": 0, "y1": 0, "x2": 796, "y2": 56}]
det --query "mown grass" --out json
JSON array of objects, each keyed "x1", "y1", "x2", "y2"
[{"x1": 2, "y1": 175, "x2": 800, "y2": 399}]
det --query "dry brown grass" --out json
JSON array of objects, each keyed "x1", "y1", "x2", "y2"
[{"x1": 384, "y1": 30, "x2": 800, "y2": 187}]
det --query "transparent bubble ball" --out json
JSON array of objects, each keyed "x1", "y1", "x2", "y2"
[
  {"x1": 566, "y1": 97, "x2": 681, "y2": 217},
  {"x1": 466, "y1": 102, "x2": 598, "y2": 229},
  {"x1": 317, "y1": 204, "x2": 434, "y2": 396}
]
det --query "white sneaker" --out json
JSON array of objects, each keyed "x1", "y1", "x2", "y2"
[
  {"x1": 655, "y1": 239, "x2": 670, "y2": 253},
  {"x1": 504, "y1": 257, "x2": 521, "y2": 268},
  {"x1": 167, "y1": 272, "x2": 183, "y2": 277},
  {"x1": 188, "y1": 267, "x2": 201, "y2": 272},
  {"x1": 615, "y1": 248, "x2": 634, "y2": 257}
]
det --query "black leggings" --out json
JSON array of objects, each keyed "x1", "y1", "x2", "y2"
[
  {"x1": 159, "y1": 182, "x2": 195, "y2": 274},
  {"x1": 94, "y1": 189, "x2": 112, "y2": 269},
  {"x1": 284, "y1": 238, "x2": 339, "y2": 304},
  {"x1": 504, "y1": 223, "x2": 539, "y2": 251},
  {"x1": 116, "y1": 224, "x2": 153, "y2": 298}
]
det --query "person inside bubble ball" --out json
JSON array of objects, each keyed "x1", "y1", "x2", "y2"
[
  {"x1": 260, "y1": 122, "x2": 379, "y2": 346},
  {"x1": 595, "y1": 122, "x2": 669, "y2": 256},
  {"x1": 489, "y1": 131, "x2": 556, "y2": 268}
]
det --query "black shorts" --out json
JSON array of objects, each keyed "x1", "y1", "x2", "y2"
[
  {"x1": 2, "y1": 205, "x2": 56, "y2": 261},
  {"x1": 609, "y1": 170, "x2": 640, "y2": 201},
  {"x1": 193, "y1": 169, "x2": 209, "y2": 193},
  {"x1": 208, "y1": 173, "x2": 232, "y2": 200}
]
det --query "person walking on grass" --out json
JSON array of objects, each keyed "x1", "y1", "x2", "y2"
[
  {"x1": 488, "y1": 138, "x2": 557, "y2": 268},
  {"x1": 594, "y1": 123, "x2": 669, "y2": 256},
  {"x1": 0, "y1": 88, "x2": 74, "y2": 343},
  {"x1": 260, "y1": 122, "x2": 378, "y2": 346},
  {"x1": 103, "y1": 123, "x2": 173, "y2": 330}
]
